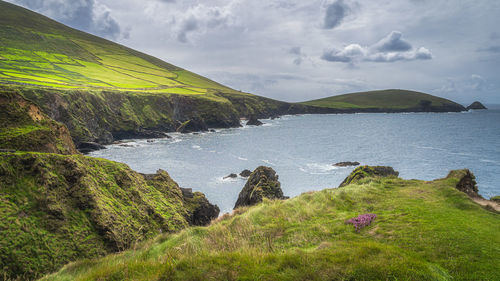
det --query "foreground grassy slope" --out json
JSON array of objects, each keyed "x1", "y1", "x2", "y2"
[
  {"x1": 0, "y1": 0, "x2": 241, "y2": 98},
  {"x1": 43, "y1": 170, "x2": 499, "y2": 281},
  {"x1": 302, "y1": 89, "x2": 466, "y2": 112},
  {"x1": 0, "y1": 152, "x2": 218, "y2": 280}
]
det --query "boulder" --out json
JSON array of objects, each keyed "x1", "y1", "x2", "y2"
[
  {"x1": 234, "y1": 166, "x2": 287, "y2": 209},
  {"x1": 77, "y1": 142, "x2": 106, "y2": 154},
  {"x1": 466, "y1": 101, "x2": 487, "y2": 110},
  {"x1": 334, "y1": 161, "x2": 360, "y2": 167},
  {"x1": 339, "y1": 166, "x2": 399, "y2": 187},
  {"x1": 180, "y1": 187, "x2": 220, "y2": 226},
  {"x1": 246, "y1": 115, "x2": 263, "y2": 126},
  {"x1": 239, "y1": 169, "x2": 252, "y2": 177},
  {"x1": 224, "y1": 173, "x2": 238, "y2": 179}
]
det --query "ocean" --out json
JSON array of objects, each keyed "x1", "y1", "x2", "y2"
[{"x1": 90, "y1": 106, "x2": 500, "y2": 214}]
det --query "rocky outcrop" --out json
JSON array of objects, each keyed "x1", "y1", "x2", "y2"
[
  {"x1": 224, "y1": 173, "x2": 238, "y2": 179},
  {"x1": 339, "y1": 166, "x2": 399, "y2": 187},
  {"x1": 78, "y1": 142, "x2": 107, "y2": 154},
  {"x1": 240, "y1": 169, "x2": 252, "y2": 177},
  {"x1": 0, "y1": 90, "x2": 78, "y2": 154},
  {"x1": 246, "y1": 115, "x2": 263, "y2": 126},
  {"x1": 446, "y1": 169, "x2": 480, "y2": 198},
  {"x1": 234, "y1": 166, "x2": 287, "y2": 209},
  {"x1": 180, "y1": 187, "x2": 220, "y2": 226},
  {"x1": 466, "y1": 101, "x2": 487, "y2": 110},
  {"x1": 491, "y1": 196, "x2": 500, "y2": 203},
  {"x1": 334, "y1": 161, "x2": 360, "y2": 167}
]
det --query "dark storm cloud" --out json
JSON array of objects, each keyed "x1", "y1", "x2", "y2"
[
  {"x1": 321, "y1": 31, "x2": 432, "y2": 64},
  {"x1": 323, "y1": 0, "x2": 350, "y2": 29},
  {"x1": 10, "y1": 0, "x2": 122, "y2": 39}
]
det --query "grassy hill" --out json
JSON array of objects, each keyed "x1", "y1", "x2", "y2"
[
  {"x1": 301, "y1": 89, "x2": 465, "y2": 112},
  {"x1": 0, "y1": 0, "x2": 317, "y2": 145},
  {"x1": 0, "y1": 152, "x2": 218, "y2": 280},
  {"x1": 0, "y1": 0, "x2": 240, "y2": 98},
  {"x1": 41, "y1": 168, "x2": 499, "y2": 281}
]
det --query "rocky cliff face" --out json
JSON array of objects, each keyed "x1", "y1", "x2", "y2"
[
  {"x1": 234, "y1": 166, "x2": 288, "y2": 209},
  {"x1": 0, "y1": 152, "x2": 217, "y2": 280},
  {"x1": 0, "y1": 90, "x2": 78, "y2": 154}
]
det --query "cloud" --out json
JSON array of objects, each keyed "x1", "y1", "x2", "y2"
[
  {"x1": 10, "y1": 0, "x2": 123, "y2": 39},
  {"x1": 321, "y1": 31, "x2": 432, "y2": 64},
  {"x1": 173, "y1": 4, "x2": 234, "y2": 43},
  {"x1": 371, "y1": 31, "x2": 412, "y2": 52},
  {"x1": 323, "y1": 0, "x2": 350, "y2": 29},
  {"x1": 477, "y1": 46, "x2": 500, "y2": 53},
  {"x1": 289, "y1": 46, "x2": 308, "y2": 65}
]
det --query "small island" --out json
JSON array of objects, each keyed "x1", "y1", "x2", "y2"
[{"x1": 466, "y1": 101, "x2": 487, "y2": 110}]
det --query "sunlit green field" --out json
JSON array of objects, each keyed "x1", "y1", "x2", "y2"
[{"x1": 0, "y1": 1, "x2": 243, "y2": 99}]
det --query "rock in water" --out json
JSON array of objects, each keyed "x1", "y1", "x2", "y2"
[
  {"x1": 466, "y1": 101, "x2": 487, "y2": 110},
  {"x1": 224, "y1": 173, "x2": 238, "y2": 179},
  {"x1": 246, "y1": 115, "x2": 263, "y2": 126},
  {"x1": 334, "y1": 161, "x2": 360, "y2": 167},
  {"x1": 234, "y1": 166, "x2": 287, "y2": 209},
  {"x1": 339, "y1": 166, "x2": 399, "y2": 187},
  {"x1": 239, "y1": 169, "x2": 252, "y2": 177}
]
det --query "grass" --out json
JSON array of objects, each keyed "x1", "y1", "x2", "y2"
[
  {"x1": 0, "y1": 1, "x2": 241, "y2": 97},
  {"x1": 301, "y1": 89, "x2": 463, "y2": 110},
  {"x1": 0, "y1": 152, "x2": 193, "y2": 280},
  {"x1": 42, "y1": 170, "x2": 499, "y2": 281}
]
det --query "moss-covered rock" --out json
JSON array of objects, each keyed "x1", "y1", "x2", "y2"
[
  {"x1": 234, "y1": 166, "x2": 287, "y2": 209},
  {"x1": 339, "y1": 165, "x2": 399, "y2": 187},
  {"x1": 0, "y1": 152, "x2": 214, "y2": 280},
  {"x1": 0, "y1": 90, "x2": 77, "y2": 154},
  {"x1": 491, "y1": 196, "x2": 500, "y2": 203},
  {"x1": 446, "y1": 169, "x2": 480, "y2": 198}
]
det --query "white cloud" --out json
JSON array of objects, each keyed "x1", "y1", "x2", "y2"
[{"x1": 322, "y1": 31, "x2": 432, "y2": 64}]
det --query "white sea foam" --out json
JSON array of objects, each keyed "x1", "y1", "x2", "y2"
[
  {"x1": 238, "y1": 157, "x2": 248, "y2": 161},
  {"x1": 192, "y1": 145, "x2": 202, "y2": 150},
  {"x1": 262, "y1": 159, "x2": 275, "y2": 165}
]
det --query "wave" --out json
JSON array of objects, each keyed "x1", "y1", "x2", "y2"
[
  {"x1": 262, "y1": 159, "x2": 275, "y2": 165},
  {"x1": 192, "y1": 145, "x2": 202, "y2": 150},
  {"x1": 299, "y1": 163, "x2": 339, "y2": 175},
  {"x1": 238, "y1": 157, "x2": 248, "y2": 161}
]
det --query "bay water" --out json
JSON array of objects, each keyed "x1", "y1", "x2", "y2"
[{"x1": 91, "y1": 106, "x2": 500, "y2": 214}]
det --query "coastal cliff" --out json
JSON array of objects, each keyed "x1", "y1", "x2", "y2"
[{"x1": 0, "y1": 152, "x2": 219, "y2": 280}]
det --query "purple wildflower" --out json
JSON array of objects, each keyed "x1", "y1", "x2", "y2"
[{"x1": 345, "y1": 213, "x2": 377, "y2": 232}]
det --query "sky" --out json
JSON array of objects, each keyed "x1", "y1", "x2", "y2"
[{"x1": 7, "y1": 0, "x2": 500, "y2": 104}]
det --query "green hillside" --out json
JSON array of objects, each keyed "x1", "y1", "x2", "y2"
[
  {"x1": 302, "y1": 89, "x2": 465, "y2": 111},
  {"x1": 42, "y1": 169, "x2": 499, "y2": 281},
  {"x1": 0, "y1": 152, "x2": 218, "y2": 280},
  {"x1": 0, "y1": 0, "x2": 241, "y2": 99}
]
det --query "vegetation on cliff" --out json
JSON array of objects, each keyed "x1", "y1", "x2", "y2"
[
  {"x1": 0, "y1": 90, "x2": 77, "y2": 154},
  {"x1": 42, "y1": 168, "x2": 499, "y2": 281},
  {"x1": 0, "y1": 152, "x2": 218, "y2": 280},
  {"x1": 301, "y1": 89, "x2": 466, "y2": 112}
]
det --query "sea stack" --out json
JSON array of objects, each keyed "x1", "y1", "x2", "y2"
[
  {"x1": 466, "y1": 101, "x2": 487, "y2": 110},
  {"x1": 234, "y1": 166, "x2": 287, "y2": 209}
]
